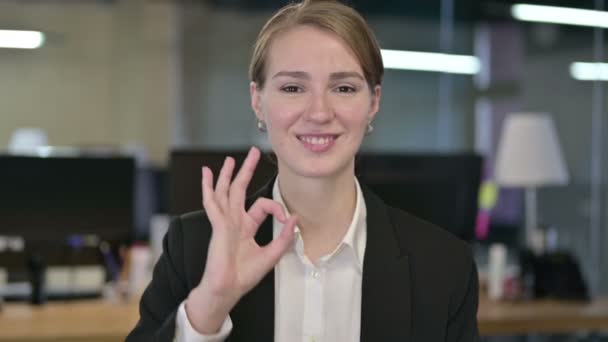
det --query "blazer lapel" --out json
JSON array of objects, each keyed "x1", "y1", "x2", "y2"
[
  {"x1": 360, "y1": 186, "x2": 412, "y2": 342},
  {"x1": 229, "y1": 180, "x2": 276, "y2": 341}
]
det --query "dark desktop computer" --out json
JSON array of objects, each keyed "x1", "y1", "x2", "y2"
[
  {"x1": 168, "y1": 150, "x2": 482, "y2": 242},
  {"x1": 356, "y1": 153, "x2": 482, "y2": 241},
  {"x1": 0, "y1": 154, "x2": 135, "y2": 301},
  {"x1": 169, "y1": 149, "x2": 278, "y2": 216}
]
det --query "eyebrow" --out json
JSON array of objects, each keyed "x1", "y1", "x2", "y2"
[
  {"x1": 329, "y1": 71, "x2": 365, "y2": 81},
  {"x1": 271, "y1": 71, "x2": 365, "y2": 81},
  {"x1": 272, "y1": 71, "x2": 310, "y2": 80}
]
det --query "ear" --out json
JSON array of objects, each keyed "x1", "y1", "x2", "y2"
[
  {"x1": 250, "y1": 81, "x2": 264, "y2": 121},
  {"x1": 368, "y1": 85, "x2": 382, "y2": 122}
]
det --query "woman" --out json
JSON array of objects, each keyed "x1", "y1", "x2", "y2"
[{"x1": 127, "y1": 1, "x2": 479, "y2": 341}]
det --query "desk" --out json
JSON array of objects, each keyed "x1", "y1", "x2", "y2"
[
  {"x1": 478, "y1": 296, "x2": 608, "y2": 336},
  {"x1": 1, "y1": 297, "x2": 608, "y2": 340},
  {"x1": 0, "y1": 299, "x2": 140, "y2": 342}
]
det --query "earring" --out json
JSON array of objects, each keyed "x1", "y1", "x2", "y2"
[
  {"x1": 365, "y1": 122, "x2": 374, "y2": 136},
  {"x1": 256, "y1": 119, "x2": 267, "y2": 132}
]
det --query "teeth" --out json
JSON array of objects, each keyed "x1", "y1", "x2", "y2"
[{"x1": 300, "y1": 136, "x2": 332, "y2": 145}]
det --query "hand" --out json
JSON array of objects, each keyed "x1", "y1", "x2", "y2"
[{"x1": 185, "y1": 147, "x2": 296, "y2": 334}]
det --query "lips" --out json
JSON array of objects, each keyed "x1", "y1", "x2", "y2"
[
  {"x1": 299, "y1": 135, "x2": 332, "y2": 144},
  {"x1": 296, "y1": 133, "x2": 339, "y2": 152}
]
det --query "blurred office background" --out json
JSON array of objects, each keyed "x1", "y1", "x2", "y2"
[{"x1": 0, "y1": 0, "x2": 607, "y2": 341}]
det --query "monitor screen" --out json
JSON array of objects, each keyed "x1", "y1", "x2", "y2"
[
  {"x1": 169, "y1": 150, "x2": 481, "y2": 241},
  {"x1": 356, "y1": 153, "x2": 482, "y2": 241},
  {"x1": 0, "y1": 155, "x2": 135, "y2": 244},
  {"x1": 169, "y1": 150, "x2": 278, "y2": 216}
]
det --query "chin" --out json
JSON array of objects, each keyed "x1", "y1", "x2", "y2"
[{"x1": 282, "y1": 155, "x2": 353, "y2": 180}]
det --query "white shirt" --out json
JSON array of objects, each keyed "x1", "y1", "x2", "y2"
[{"x1": 175, "y1": 178, "x2": 367, "y2": 342}]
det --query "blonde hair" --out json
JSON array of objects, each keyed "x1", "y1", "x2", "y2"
[{"x1": 249, "y1": 0, "x2": 383, "y2": 90}]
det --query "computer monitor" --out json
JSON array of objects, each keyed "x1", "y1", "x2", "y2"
[
  {"x1": 169, "y1": 150, "x2": 481, "y2": 241},
  {"x1": 356, "y1": 153, "x2": 482, "y2": 241},
  {"x1": 0, "y1": 154, "x2": 135, "y2": 245},
  {"x1": 169, "y1": 150, "x2": 278, "y2": 216}
]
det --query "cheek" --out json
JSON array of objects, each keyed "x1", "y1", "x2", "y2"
[
  {"x1": 333, "y1": 100, "x2": 371, "y2": 130},
  {"x1": 264, "y1": 98, "x2": 306, "y2": 132}
]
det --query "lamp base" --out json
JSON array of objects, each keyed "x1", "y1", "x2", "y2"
[{"x1": 527, "y1": 227, "x2": 545, "y2": 256}]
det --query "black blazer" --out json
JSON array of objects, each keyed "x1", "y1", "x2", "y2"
[{"x1": 127, "y1": 180, "x2": 479, "y2": 341}]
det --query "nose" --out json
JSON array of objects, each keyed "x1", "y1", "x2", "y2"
[{"x1": 305, "y1": 91, "x2": 334, "y2": 123}]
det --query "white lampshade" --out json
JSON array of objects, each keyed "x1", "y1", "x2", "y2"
[{"x1": 495, "y1": 113, "x2": 569, "y2": 187}]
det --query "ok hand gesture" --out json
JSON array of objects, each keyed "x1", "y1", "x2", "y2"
[{"x1": 185, "y1": 147, "x2": 296, "y2": 334}]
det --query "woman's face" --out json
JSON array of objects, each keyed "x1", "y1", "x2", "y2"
[{"x1": 251, "y1": 25, "x2": 381, "y2": 180}]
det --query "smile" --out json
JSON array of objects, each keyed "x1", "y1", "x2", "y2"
[{"x1": 297, "y1": 134, "x2": 339, "y2": 153}]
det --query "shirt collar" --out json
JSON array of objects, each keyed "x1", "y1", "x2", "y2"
[{"x1": 272, "y1": 177, "x2": 367, "y2": 272}]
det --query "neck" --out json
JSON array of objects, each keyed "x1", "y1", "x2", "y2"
[{"x1": 277, "y1": 163, "x2": 357, "y2": 258}]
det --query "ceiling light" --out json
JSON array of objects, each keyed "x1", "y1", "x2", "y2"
[
  {"x1": 570, "y1": 62, "x2": 608, "y2": 81},
  {"x1": 381, "y1": 49, "x2": 481, "y2": 74},
  {"x1": 512, "y1": 4, "x2": 608, "y2": 29},
  {"x1": 0, "y1": 30, "x2": 45, "y2": 49}
]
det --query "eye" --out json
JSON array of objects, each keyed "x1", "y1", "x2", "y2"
[
  {"x1": 336, "y1": 85, "x2": 356, "y2": 93},
  {"x1": 281, "y1": 85, "x2": 303, "y2": 93}
]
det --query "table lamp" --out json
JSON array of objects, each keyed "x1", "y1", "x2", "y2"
[{"x1": 494, "y1": 113, "x2": 569, "y2": 253}]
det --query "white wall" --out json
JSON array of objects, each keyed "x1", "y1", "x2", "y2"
[{"x1": 0, "y1": 0, "x2": 177, "y2": 165}]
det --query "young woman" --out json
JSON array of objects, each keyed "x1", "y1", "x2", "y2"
[{"x1": 127, "y1": 1, "x2": 479, "y2": 341}]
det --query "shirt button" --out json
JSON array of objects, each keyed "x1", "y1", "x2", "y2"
[{"x1": 311, "y1": 270, "x2": 320, "y2": 279}]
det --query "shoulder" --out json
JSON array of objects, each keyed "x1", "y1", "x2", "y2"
[
  {"x1": 177, "y1": 210, "x2": 212, "y2": 238},
  {"x1": 387, "y1": 206, "x2": 474, "y2": 272},
  {"x1": 386, "y1": 206, "x2": 478, "y2": 315},
  {"x1": 388, "y1": 206, "x2": 473, "y2": 261},
  {"x1": 161, "y1": 210, "x2": 212, "y2": 288},
  {"x1": 165, "y1": 210, "x2": 212, "y2": 250},
  {"x1": 385, "y1": 206, "x2": 476, "y2": 296}
]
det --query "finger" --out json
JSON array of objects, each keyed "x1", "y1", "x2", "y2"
[
  {"x1": 201, "y1": 167, "x2": 222, "y2": 228},
  {"x1": 243, "y1": 198, "x2": 286, "y2": 238},
  {"x1": 229, "y1": 147, "x2": 260, "y2": 212},
  {"x1": 262, "y1": 215, "x2": 296, "y2": 266},
  {"x1": 215, "y1": 157, "x2": 235, "y2": 210},
  {"x1": 248, "y1": 198, "x2": 286, "y2": 225}
]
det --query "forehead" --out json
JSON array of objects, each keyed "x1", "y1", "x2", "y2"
[{"x1": 265, "y1": 25, "x2": 363, "y2": 76}]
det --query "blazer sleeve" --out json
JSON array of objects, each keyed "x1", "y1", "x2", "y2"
[
  {"x1": 445, "y1": 259, "x2": 480, "y2": 342},
  {"x1": 126, "y1": 216, "x2": 191, "y2": 342}
]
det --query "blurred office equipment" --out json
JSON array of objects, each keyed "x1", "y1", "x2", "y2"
[
  {"x1": 169, "y1": 151, "x2": 482, "y2": 242},
  {"x1": 356, "y1": 153, "x2": 483, "y2": 241},
  {"x1": 169, "y1": 149, "x2": 278, "y2": 216},
  {"x1": 7, "y1": 128, "x2": 48, "y2": 155},
  {"x1": 0, "y1": 154, "x2": 135, "y2": 301},
  {"x1": 495, "y1": 112, "x2": 569, "y2": 254},
  {"x1": 0, "y1": 154, "x2": 135, "y2": 242},
  {"x1": 133, "y1": 165, "x2": 167, "y2": 241},
  {"x1": 519, "y1": 249, "x2": 589, "y2": 301},
  {"x1": 127, "y1": 243, "x2": 151, "y2": 298},
  {"x1": 488, "y1": 243, "x2": 508, "y2": 300},
  {"x1": 148, "y1": 214, "x2": 170, "y2": 267}
]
